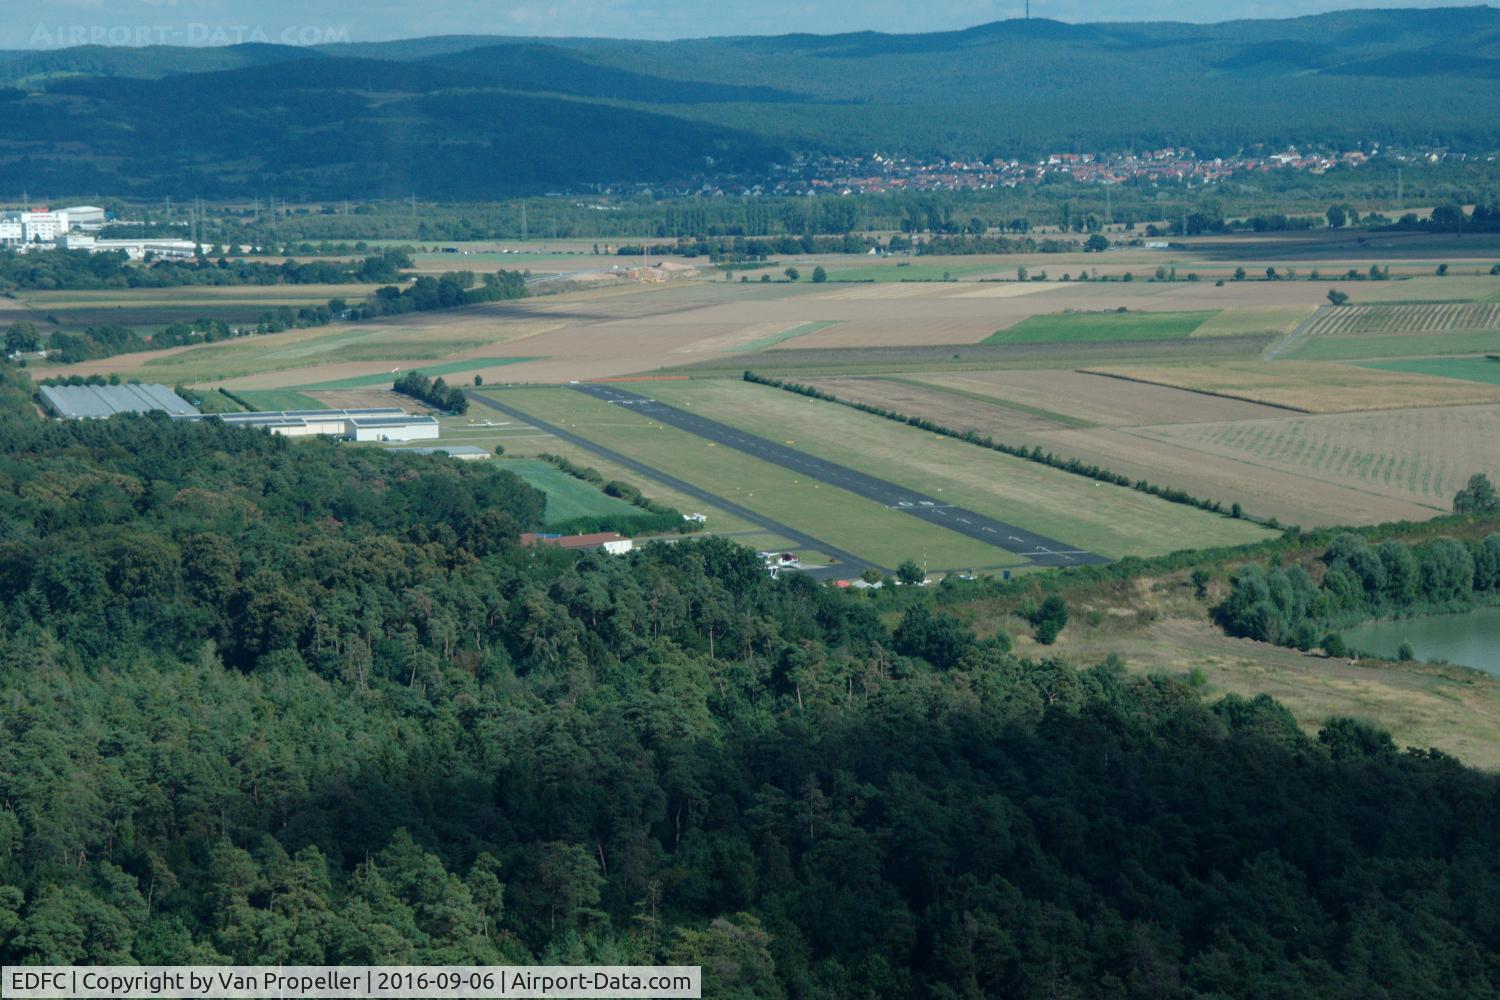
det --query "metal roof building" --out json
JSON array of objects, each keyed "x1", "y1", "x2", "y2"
[
  {"x1": 40, "y1": 383, "x2": 199, "y2": 419},
  {"x1": 214, "y1": 408, "x2": 438, "y2": 442}
]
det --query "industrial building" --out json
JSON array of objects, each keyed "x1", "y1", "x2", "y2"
[
  {"x1": 55, "y1": 233, "x2": 197, "y2": 260},
  {"x1": 39, "y1": 383, "x2": 199, "y2": 420},
  {"x1": 0, "y1": 205, "x2": 107, "y2": 245},
  {"x1": 215, "y1": 408, "x2": 439, "y2": 442}
]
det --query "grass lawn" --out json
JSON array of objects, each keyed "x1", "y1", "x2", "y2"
[
  {"x1": 644, "y1": 379, "x2": 1276, "y2": 559},
  {"x1": 234, "y1": 389, "x2": 327, "y2": 410},
  {"x1": 984, "y1": 310, "x2": 1216, "y2": 345},
  {"x1": 482, "y1": 388, "x2": 1024, "y2": 572},
  {"x1": 496, "y1": 459, "x2": 644, "y2": 525},
  {"x1": 1357, "y1": 357, "x2": 1500, "y2": 385}
]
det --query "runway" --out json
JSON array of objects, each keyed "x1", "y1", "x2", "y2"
[
  {"x1": 466, "y1": 390, "x2": 879, "y2": 578},
  {"x1": 572, "y1": 384, "x2": 1108, "y2": 568}
]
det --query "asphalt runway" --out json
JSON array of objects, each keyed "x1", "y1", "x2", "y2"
[
  {"x1": 466, "y1": 391, "x2": 877, "y2": 578},
  {"x1": 573, "y1": 384, "x2": 1109, "y2": 569}
]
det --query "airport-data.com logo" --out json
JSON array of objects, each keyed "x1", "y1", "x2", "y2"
[{"x1": 28, "y1": 23, "x2": 352, "y2": 48}]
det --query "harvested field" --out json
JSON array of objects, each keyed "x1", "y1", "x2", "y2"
[
  {"x1": 684, "y1": 334, "x2": 1273, "y2": 378},
  {"x1": 1084, "y1": 360, "x2": 1500, "y2": 412},
  {"x1": 1132, "y1": 403, "x2": 1500, "y2": 509},
  {"x1": 800, "y1": 376, "x2": 1082, "y2": 434},
  {"x1": 1028, "y1": 427, "x2": 1434, "y2": 527},
  {"x1": 910, "y1": 369, "x2": 1288, "y2": 426},
  {"x1": 301, "y1": 388, "x2": 428, "y2": 412},
  {"x1": 794, "y1": 373, "x2": 1415, "y2": 526},
  {"x1": 1191, "y1": 306, "x2": 1316, "y2": 338}
]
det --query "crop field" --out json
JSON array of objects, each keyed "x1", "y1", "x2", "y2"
[
  {"x1": 1190, "y1": 305, "x2": 1316, "y2": 338},
  {"x1": 1358, "y1": 357, "x2": 1500, "y2": 385},
  {"x1": 643, "y1": 379, "x2": 1274, "y2": 558},
  {"x1": 493, "y1": 459, "x2": 644, "y2": 526},
  {"x1": 795, "y1": 373, "x2": 1431, "y2": 527},
  {"x1": 1302, "y1": 303, "x2": 1500, "y2": 337},
  {"x1": 1084, "y1": 360, "x2": 1500, "y2": 412},
  {"x1": 1132, "y1": 404, "x2": 1500, "y2": 510},
  {"x1": 480, "y1": 387, "x2": 1023, "y2": 572},
  {"x1": 907, "y1": 369, "x2": 1287, "y2": 426},
  {"x1": 984, "y1": 309, "x2": 1217, "y2": 344}
]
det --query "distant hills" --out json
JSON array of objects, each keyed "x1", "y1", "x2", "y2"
[{"x1": 2, "y1": 7, "x2": 1500, "y2": 199}]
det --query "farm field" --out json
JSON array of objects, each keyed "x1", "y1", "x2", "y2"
[
  {"x1": 1287, "y1": 329, "x2": 1500, "y2": 360},
  {"x1": 1131, "y1": 403, "x2": 1500, "y2": 510},
  {"x1": 643, "y1": 379, "x2": 1275, "y2": 558},
  {"x1": 983, "y1": 309, "x2": 1217, "y2": 344},
  {"x1": 906, "y1": 368, "x2": 1288, "y2": 426},
  {"x1": 1084, "y1": 360, "x2": 1500, "y2": 412},
  {"x1": 233, "y1": 389, "x2": 327, "y2": 410},
  {"x1": 799, "y1": 374, "x2": 1434, "y2": 526},
  {"x1": 1358, "y1": 357, "x2": 1500, "y2": 385},
  {"x1": 1190, "y1": 305, "x2": 1316, "y2": 337},
  {"x1": 478, "y1": 387, "x2": 1023, "y2": 572}
]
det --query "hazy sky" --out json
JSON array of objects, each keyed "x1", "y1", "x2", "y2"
[{"x1": 6, "y1": 0, "x2": 1484, "y2": 48}]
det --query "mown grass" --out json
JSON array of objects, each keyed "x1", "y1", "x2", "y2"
[
  {"x1": 497, "y1": 459, "x2": 644, "y2": 525},
  {"x1": 482, "y1": 387, "x2": 1025, "y2": 572},
  {"x1": 984, "y1": 310, "x2": 1217, "y2": 345}
]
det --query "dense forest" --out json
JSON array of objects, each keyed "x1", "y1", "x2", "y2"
[
  {"x1": 0, "y1": 364, "x2": 1499, "y2": 994},
  {"x1": 6, "y1": 9, "x2": 1500, "y2": 198}
]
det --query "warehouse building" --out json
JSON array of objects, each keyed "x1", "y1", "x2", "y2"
[
  {"x1": 39, "y1": 382, "x2": 199, "y2": 419},
  {"x1": 215, "y1": 408, "x2": 438, "y2": 441}
]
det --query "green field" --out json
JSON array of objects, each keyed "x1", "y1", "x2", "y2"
[
  {"x1": 296, "y1": 357, "x2": 537, "y2": 390},
  {"x1": 482, "y1": 388, "x2": 1024, "y2": 572},
  {"x1": 1357, "y1": 357, "x2": 1500, "y2": 386},
  {"x1": 1288, "y1": 331, "x2": 1500, "y2": 360},
  {"x1": 984, "y1": 310, "x2": 1217, "y2": 345},
  {"x1": 234, "y1": 389, "x2": 327, "y2": 410},
  {"x1": 496, "y1": 459, "x2": 645, "y2": 525},
  {"x1": 644, "y1": 379, "x2": 1276, "y2": 559}
]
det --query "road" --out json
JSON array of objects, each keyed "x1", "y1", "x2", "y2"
[
  {"x1": 573, "y1": 384, "x2": 1108, "y2": 568},
  {"x1": 466, "y1": 391, "x2": 878, "y2": 578}
]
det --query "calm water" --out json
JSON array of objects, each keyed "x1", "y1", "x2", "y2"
[{"x1": 1341, "y1": 606, "x2": 1500, "y2": 676}]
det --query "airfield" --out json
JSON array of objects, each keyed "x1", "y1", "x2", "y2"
[{"x1": 29, "y1": 239, "x2": 1500, "y2": 570}]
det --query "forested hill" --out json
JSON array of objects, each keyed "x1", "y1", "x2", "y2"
[
  {"x1": 5, "y1": 8, "x2": 1500, "y2": 197},
  {"x1": 2, "y1": 365, "x2": 1500, "y2": 994}
]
